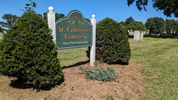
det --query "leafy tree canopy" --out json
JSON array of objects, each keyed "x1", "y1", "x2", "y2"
[
  {"x1": 127, "y1": 0, "x2": 178, "y2": 17},
  {"x1": 0, "y1": 14, "x2": 19, "y2": 29},
  {"x1": 125, "y1": 17, "x2": 134, "y2": 25},
  {"x1": 165, "y1": 19, "x2": 178, "y2": 33},
  {"x1": 145, "y1": 17, "x2": 165, "y2": 35},
  {"x1": 126, "y1": 21, "x2": 146, "y2": 31}
]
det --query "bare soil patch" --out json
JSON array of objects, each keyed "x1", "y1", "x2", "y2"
[{"x1": 0, "y1": 60, "x2": 143, "y2": 100}]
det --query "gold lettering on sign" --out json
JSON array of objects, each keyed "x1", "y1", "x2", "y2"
[
  {"x1": 58, "y1": 26, "x2": 65, "y2": 32},
  {"x1": 67, "y1": 27, "x2": 91, "y2": 32},
  {"x1": 57, "y1": 26, "x2": 91, "y2": 33},
  {"x1": 63, "y1": 41, "x2": 88, "y2": 45},
  {"x1": 64, "y1": 34, "x2": 87, "y2": 39}
]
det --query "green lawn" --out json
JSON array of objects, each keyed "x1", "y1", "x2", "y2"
[
  {"x1": 58, "y1": 47, "x2": 88, "y2": 66},
  {"x1": 130, "y1": 38, "x2": 178, "y2": 100}
]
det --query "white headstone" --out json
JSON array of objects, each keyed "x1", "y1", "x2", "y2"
[
  {"x1": 140, "y1": 31, "x2": 144, "y2": 40},
  {"x1": 134, "y1": 31, "x2": 140, "y2": 41}
]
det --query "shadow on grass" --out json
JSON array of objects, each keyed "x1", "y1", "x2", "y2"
[
  {"x1": 129, "y1": 34, "x2": 178, "y2": 39},
  {"x1": 128, "y1": 35, "x2": 134, "y2": 38},
  {"x1": 143, "y1": 34, "x2": 178, "y2": 39},
  {"x1": 63, "y1": 60, "x2": 89, "y2": 69},
  {"x1": 107, "y1": 61, "x2": 129, "y2": 65},
  {"x1": 62, "y1": 59, "x2": 129, "y2": 69}
]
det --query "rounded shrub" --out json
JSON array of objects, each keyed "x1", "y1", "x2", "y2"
[
  {"x1": 0, "y1": 11, "x2": 63, "y2": 89},
  {"x1": 96, "y1": 18, "x2": 131, "y2": 64}
]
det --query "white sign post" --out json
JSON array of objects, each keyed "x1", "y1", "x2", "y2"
[
  {"x1": 90, "y1": 15, "x2": 96, "y2": 66},
  {"x1": 47, "y1": 6, "x2": 56, "y2": 43}
]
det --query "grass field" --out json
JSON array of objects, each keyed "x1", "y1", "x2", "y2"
[
  {"x1": 131, "y1": 38, "x2": 178, "y2": 100},
  {"x1": 58, "y1": 37, "x2": 178, "y2": 99},
  {"x1": 58, "y1": 47, "x2": 88, "y2": 66}
]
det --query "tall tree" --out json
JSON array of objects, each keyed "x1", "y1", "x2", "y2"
[
  {"x1": 127, "y1": 0, "x2": 178, "y2": 17},
  {"x1": 125, "y1": 17, "x2": 134, "y2": 25},
  {"x1": 145, "y1": 17, "x2": 165, "y2": 36},
  {"x1": 126, "y1": 21, "x2": 146, "y2": 31},
  {"x1": 0, "y1": 14, "x2": 19, "y2": 29},
  {"x1": 165, "y1": 19, "x2": 177, "y2": 34}
]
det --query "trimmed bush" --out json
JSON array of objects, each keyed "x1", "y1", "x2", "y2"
[
  {"x1": 0, "y1": 11, "x2": 63, "y2": 89},
  {"x1": 96, "y1": 18, "x2": 131, "y2": 64},
  {"x1": 85, "y1": 67, "x2": 118, "y2": 82}
]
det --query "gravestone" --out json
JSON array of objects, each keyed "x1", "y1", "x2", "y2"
[
  {"x1": 134, "y1": 31, "x2": 144, "y2": 41},
  {"x1": 140, "y1": 31, "x2": 144, "y2": 40},
  {"x1": 134, "y1": 31, "x2": 140, "y2": 40}
]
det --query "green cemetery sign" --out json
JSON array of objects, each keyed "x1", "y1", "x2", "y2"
[{"x1": 56, "y1": 10, "x2": 92, "y2": 49}]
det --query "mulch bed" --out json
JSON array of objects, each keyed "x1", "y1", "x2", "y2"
[{"x1": 0, "y1": 60, "x2": 143, "y2": 100}]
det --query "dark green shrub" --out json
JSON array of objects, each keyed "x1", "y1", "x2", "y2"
[
  {"x1": 0, "y1": 11, "x2": 63, "y2": 89},
  {"x1": 85, "y1": 67, "x2": 118, "y2": 82},
  {"x1": 96, "y1": 18, "x2": 131, "y2": 64}
]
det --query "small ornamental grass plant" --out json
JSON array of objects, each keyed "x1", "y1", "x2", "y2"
[{"x1": 85, "y1": 67, "x2": 118, "y2": 82}]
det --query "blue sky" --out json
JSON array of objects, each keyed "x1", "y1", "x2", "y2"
[{"x1": 0, "y1": 0, "x2": 177, "y2": 23}]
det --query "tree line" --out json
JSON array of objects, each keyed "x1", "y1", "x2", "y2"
[{"x1": 121, "y1": 17, "x2": 178, "y2": 37}]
